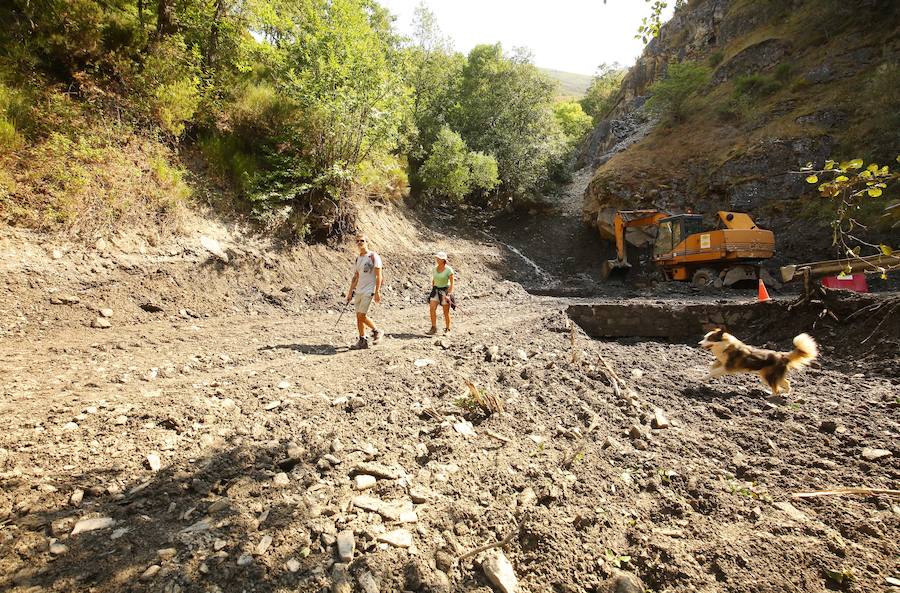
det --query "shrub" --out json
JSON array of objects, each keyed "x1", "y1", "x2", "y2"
[
  {"x1": 355, "y1": 154, "x2": 409, "y2": 201},
  {"x1": 419, "y1": 127, "x2": 499, "y2": 202},
  {"x1": 774, "y1": 63, "x2": 792, "y2": 83},
  {"x1": 580, "y1": 63, "x2": 626, "y2": 122},
  {"x1": 733, "y1": 73, "x2": 781, "y2": 97},
  {"x1": 708, "y1": 50, "x2": 725, "y2": 68},
  {"x1": 131, "y1": 36, "x2": 201, "y2": 137},
  {"x1": 467, "y1": 151, "x2": 500, "y2": 194},
  {"x1": 153, "y1": 77, "x2": 200, "y2": 137},
  {"x1": 645, "y1": 61, "x2": 711, "y2": 122},
  {"x1": 0, "y1": 117, "x2": 20, "y2": 151},
  {"x1": 552, "y1": 101, "x2": 593, "y2": 143}
]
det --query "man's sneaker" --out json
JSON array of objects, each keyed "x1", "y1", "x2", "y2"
[
  {"x1": 426, "y1": 326, "x2": 438, "y2": 335},
  {"x1": 371, "y1": 329, "x2": 384, "y2": 344},
  {"x1": 352, "y1": 336, "x2": 369, "y2": 350},
  {"x1": 443, "y1": 327, "x2": 452, "y2": 336}
]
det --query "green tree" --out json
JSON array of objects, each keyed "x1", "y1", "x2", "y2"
[
  {"x1": 644, "y1": 61, "x2": 710, "y2": 122},
  {"x1": 453, "y1": 44, "x2": 562, "y2": 200},
  {"x1": 553, "y1": 101, "x2": 592, "y2": 142},
  {"x1": 404, "y1": 3, "x2": 465, "y2": 194},
  {"x1": 580, "y1": 62, "x2": 625, "y2": 122},
  {"x1": 419, "y1": 127, "x2": 499, "y2": 202}
]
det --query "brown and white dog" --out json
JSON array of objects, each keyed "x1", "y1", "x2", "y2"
[{"x1": 699, "y1": 329, "x2": 818, "y2": 396}]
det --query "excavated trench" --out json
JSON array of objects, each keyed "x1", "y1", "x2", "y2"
[
  {"x1": 566, "y1": 292, "x2": 900, "y2": 378},
  {"x1": 566, "y1": 299, "x2": 795, "y2": 341}
]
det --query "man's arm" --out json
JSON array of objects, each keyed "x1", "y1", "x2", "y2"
[
  {"x1": 373, "y1": 267, "x2": 383, "y2": 303},
  {"x1": 346, "y1": 271, "x2": 359, "y2": 303},
  {"x1": 447, "y1": 272, "x2": 454, "y2": 294}
]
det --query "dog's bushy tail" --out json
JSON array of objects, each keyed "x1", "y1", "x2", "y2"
[{"x1": 787, "y1": 333, "x2": 818, "y2": 369}]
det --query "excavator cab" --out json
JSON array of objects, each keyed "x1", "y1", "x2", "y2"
[{"x1": 653, "y1": 214, "x2": 704, "y2": 259}]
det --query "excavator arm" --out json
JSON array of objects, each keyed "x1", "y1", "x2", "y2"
[{"x1": 602, "y1": 210, "x2": 669, "y2": 280}]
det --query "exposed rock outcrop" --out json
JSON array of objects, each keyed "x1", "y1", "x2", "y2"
[{"x1": 580, "y1": 0, "x2": 899, "y2": 262}]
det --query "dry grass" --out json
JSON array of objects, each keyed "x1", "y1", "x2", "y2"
[{"x1": 0, "y1": 89, "x2": 191, "y2": 238}]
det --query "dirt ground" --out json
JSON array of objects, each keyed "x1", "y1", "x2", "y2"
[{"x1": 0, "y1": 197, "x2": 898, "y2": 593}]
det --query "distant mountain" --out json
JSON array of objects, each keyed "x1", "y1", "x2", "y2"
[{"x1": 539, "y1": 68, "x2": 593, "y2": 99}]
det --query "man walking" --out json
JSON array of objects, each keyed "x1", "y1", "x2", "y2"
[{"x1": 345, "y1": 235, "x2": 383, "y2": 349}]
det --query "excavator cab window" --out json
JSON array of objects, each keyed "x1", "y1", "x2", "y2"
[
  {"x1": 654, "y1": 220, "x2": 674, "y2": 258},
  {"x1": 655, "y1": 215, "x2": 705, "y2": 257},
  {"x1": 682, "y1": 215, "x2": 705, "y2": 238}
]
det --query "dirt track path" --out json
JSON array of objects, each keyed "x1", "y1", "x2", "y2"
[{"x1": 1, "y1": 281, "x2": 898, "y2": 593}]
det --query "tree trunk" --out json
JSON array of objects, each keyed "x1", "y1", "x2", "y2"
[
  {"x1": 206, "y1": 0, "x2": 226, "y2": 70},
  {"x1": 156, "y1": 0, "x2": 176, "y2": 37}
]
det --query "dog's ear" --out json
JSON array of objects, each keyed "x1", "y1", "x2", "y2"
[{"x1": 709, "y1": 328, "x2": 725, "y2": 341}]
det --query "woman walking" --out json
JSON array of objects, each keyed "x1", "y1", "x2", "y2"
[{"x1": 427, "y1": 251, "x2": 454, "y2": 335}]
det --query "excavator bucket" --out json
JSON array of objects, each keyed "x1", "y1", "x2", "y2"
[{"x1": 601, "y1": 258, "x2": 631, "y2": 281}]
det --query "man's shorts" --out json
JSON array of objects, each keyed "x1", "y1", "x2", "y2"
[{"x1": 353, "y1": 292, "x2": 374, "y2": 314}]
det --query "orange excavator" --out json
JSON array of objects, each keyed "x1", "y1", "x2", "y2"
[{"x1": 601, "y1": 210, "x2": 776, "y2": 287}]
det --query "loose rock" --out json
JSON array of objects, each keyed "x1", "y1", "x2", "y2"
[
  {"x1": 861, "y1": 447, "x2": 892, "y2": 462},
  {"x1": 92, "y1": 318, "x2": 112, "y2": 329},
  {"x1": 354, "y1": 475, "x2": 377, "y2": 490},
  {"x1": 376, "y1": 529, "x2": 412, "y2": 548},
  {"x1": 140, "y1": 565, "x2": 161, "y2": 581},
  {"x1": 157, "y1": 548, "x2": 177, "y2": 561},
  {"x1": 336, "y1": 530, "x2": 355, "y2": 562},
  {"x1": 352, "y1": 462, "x2": 400, "y2": 480},
  {"x1": 236, "y1": 554, "x2": 253, "y2": 566},
  {"x1": 606, "y1": 569, "x2": 645, "y2": 593},
  {"x1": 206, "y1": 498, "x2": 230, "y2": 515},
  {"x1": 358, "y1": 571, "x2": 380, "y2": 593},
  {"x1": 146, "y1": 453, "x2": 161, "y2": 472},
  {"x1": 255, "y1": 535, "x2": 273, "y2": 555},
  {"x1": 49, "y1": 542, "x2": 68, "y2": 555},
  {"x1": 482, "y1": 550, "x2": 518, "y2": 593},
  {"x1": 72, "y1": 516, "x2": 115, "y2": 535},
  {"x1": 332, "y1": 563, "x2": 353, "y2": 593},
  {"x1": 651, "y1": 408, "x2": 669, "y2": 429},
  {"x1": 273, "y1": 472, "x2": 290, "y2": 487}
]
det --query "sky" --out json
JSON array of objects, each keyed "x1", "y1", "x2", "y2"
[{"x1": 378, "y1": 0, "x2": 675, "y2": 76}]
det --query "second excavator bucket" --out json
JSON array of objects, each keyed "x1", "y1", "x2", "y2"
[{"x1": 601, "y1": 258, "x2": 631, "y2": 281}]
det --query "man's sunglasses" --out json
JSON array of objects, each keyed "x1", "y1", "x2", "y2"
[{"x1": 356, "y1": 240, "x2": 366, "y2": 244}]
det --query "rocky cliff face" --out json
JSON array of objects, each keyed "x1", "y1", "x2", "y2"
[{"x1": 581, "y1": 0, "x2": 900, "y2": 262}]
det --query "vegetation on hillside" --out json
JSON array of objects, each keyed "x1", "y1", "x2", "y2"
[
  {"x1": 580, "y1": 62, "x2": 627, "y2": 122},
  {"x1": 587, "y1": 0, "x2": 899, "y2": 264},
  {"x1": 0, "y1": 0, "x2": 591, "y2": 241}
]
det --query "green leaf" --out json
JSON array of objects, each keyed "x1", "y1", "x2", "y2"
[
  {"x1": 835, "y1": 175, "x2": 849, "y2": 182},
  {"x1": 848, "y1": 158, "x2": 864, "y2": 169},
  {"x1": 805, "y1": 175, "x2": 818, "y2": 184},
  {"x1": 868, "y1": 187, "x2": 883, "y2": 197},
  {"x1": 880, "y1": 244, "x2": 893, "y2": 256},
  {"x1": 824, "y1": 160, "x2": 835, "y2": 170}
]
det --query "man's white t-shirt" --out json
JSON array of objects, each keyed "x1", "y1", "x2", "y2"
[{"x1": 355, "y1": 251, "x2": 383, "y2": 295}]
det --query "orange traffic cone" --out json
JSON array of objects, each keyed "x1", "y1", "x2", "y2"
[{"x1": 758, "y1": 278, "x2": 770, "y2": 302}]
